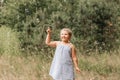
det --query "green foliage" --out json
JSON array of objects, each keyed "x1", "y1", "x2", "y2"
[
  {"x1": 79, "y1": 58, "x2": 120, "y2": 75},
  {"x1": 1, "y1": 0, "x2": 120, "y2": 54},
  {"x1": 73, "y1": 0, "x2": 120, "y2": 52},
  {"x1": 0, "y1": 26, "x2": 20, "y2": 55}
]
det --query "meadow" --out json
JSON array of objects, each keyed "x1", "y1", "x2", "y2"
[
  {"x1": 0, "y1": 0, "x2": 120, "y2": 79},
  {"x1": 0, "y1": 51, "x2": 120, "y2": 80},
  {"x1": 0, "y1": 27, "x2": 120, "y2": 80}
]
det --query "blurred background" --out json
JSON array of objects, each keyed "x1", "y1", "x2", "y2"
[{"x1": 0, "y1": 0, "x2": 120, "y2": 80}]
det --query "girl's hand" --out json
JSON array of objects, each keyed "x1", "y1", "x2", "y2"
[
  {"x1": 76, "y1": 67, "x2": 81, "y2": 73},
  {"x1": 46, "y1": 27, "x2": 51, "y2": 34}
]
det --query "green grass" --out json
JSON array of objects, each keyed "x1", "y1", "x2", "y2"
[
  {"x1": 0, "y1": 26, "x2": 120, "y2": 80},
  {"x1": 0, "y1": 52, "x2": 120, "y2": 80},
  {"x1": 0, "y1": 26, "x2": 20, "y2": 55},
  {"x1": 77, "y1": 51, "x2": 120, "y2": 80}
]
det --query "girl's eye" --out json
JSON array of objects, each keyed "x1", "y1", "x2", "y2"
[{"x1": 65, "y1": 34, "x2": 68, "y2": 35}]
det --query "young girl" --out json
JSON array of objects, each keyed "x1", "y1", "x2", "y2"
[{"x1": 45, "y1": 27, "x2": 80, "y2": 80}]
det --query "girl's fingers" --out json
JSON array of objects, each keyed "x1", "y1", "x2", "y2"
[
  {"x1": 46, "y1": 27, "x2": 51, "y2": 33},
  {"x1": 77, "y1": 69, "x2": 80, "y2": 73},
  {"x1": 76, "y1": 68, "x2": 81, "y2": 74}
]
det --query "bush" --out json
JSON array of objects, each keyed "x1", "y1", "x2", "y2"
[
  {"x1": 0, "y1": 26, "x2": 20, "y2": 55},
  {"x1": 73, "y1": 0, "x2": 120, "y2": 53},
  {"x1": 1, "y1": 0, "x2": 120, "y2": 54}
]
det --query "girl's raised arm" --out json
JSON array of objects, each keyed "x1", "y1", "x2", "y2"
[{"x1": 45, "y1": 27, "x2": 57, "y2": 47}]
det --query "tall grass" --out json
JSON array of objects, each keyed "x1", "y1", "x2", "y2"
[
  {"x1": 0, "y1": 26, "x2": 20, "y2": 55},
  {"x1": 0, "y1": 51, "x2": 120, "y2": 80},
  {"x1": 0, "y1": 26, "x2": 120, "y2": 80}
]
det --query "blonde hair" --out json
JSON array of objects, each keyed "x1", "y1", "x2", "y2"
[{"x1": 60, "y1": 28, "x2": 72, "y2": 37}]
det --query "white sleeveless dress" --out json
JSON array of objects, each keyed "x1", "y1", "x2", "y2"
[{"x1": 49, "y1": 43, "x2": 75, "y2": 80}]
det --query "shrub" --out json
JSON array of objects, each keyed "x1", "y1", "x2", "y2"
[
  {"x1": 73, "y1": 0, "x2": 120, "y2": 53},
  {"x1": 1, "y1": 0, "x2": 120, "y2": 54},
  {"x1": 0, "y1": 26, "x2": 20, "y2": 55}
]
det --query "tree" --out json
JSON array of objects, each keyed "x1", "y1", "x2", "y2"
[{"x1": 1, "y1": 0, "x2": 120, "y2": 54}]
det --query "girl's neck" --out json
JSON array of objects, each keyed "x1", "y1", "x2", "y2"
[{"x1": 61, "y1": 41, "x2": 70, "y2": 44}]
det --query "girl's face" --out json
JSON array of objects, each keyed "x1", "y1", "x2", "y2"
[{"x1": 60, "y1": 30, "x2": 71, "y2": 42}]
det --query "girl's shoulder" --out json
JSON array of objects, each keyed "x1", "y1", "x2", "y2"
[
  {"x1": 56, "y1": 41, "x2": 75, "y2": 49},
  {"x1": 69, "y1": 42, "x2": 75, "y2": 48},
  {"x1": 55, "y1": 41, "x2": 61, "y2": 46},
  {"x1": 47, "y1": 41, "x2": 60, "y2": 47}
]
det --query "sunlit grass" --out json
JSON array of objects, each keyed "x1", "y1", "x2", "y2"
[
  {"x1": 0, "y1": 26, "x2": 20, "y2": 55},
  {"x1": 0, "y1": 26, "x2": 120, "y2": 80},
  {"x1": 0, "y1": 51, "x2": 120, "y2": 80},
  {"x1": 0, "y1": 52, "x2": 120, "y2": 80},
  {"x1": 77, "y1": 50, "x2": 120, "y2": 80}
]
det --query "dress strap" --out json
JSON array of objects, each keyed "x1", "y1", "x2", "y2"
[{"x1": 57, "y1": 41, "x2": 72, "y2": 48}]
